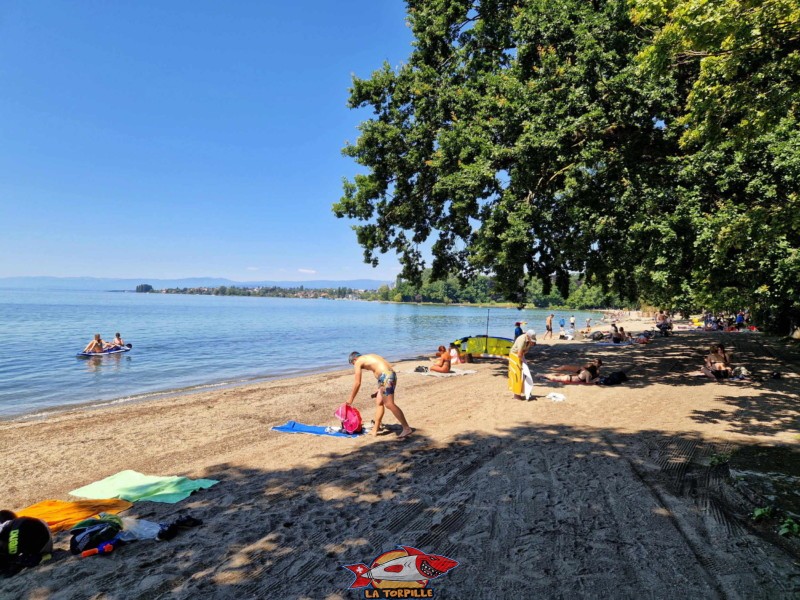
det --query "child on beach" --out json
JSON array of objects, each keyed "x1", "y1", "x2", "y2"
[
  {"x1": 449, "y1": 343, "x2": 463, "y2": 364},
  {"x1": 346, "y1": 352, "x2": 413, "y2": 439}
]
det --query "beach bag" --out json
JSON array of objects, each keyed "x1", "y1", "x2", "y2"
[
  {"x1": 69, "y1": 515, "x2": 123, "y2": 555},
  {"x1": 599, "y1": 371, "x2": 628, "y2": 386},
  {"x1": 0, "y1": 512, "x2": 53, "y2": 574},
  {"x1": 334, "y1": 403, "x2": 363, "y2": 435}
]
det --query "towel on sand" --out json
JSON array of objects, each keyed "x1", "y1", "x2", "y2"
[
  {"x1": 271, "y1": 420, "x2": 364, "y2": 438},
  {"x1": 17, "y1": 498, "x2": 133, "y2": 532},
  {"x1": 69, "y1": 470, "x2": 218, "y2": 504},
  {"x1": 410, "y1": 369, "x2": 477, "y2": 377}
]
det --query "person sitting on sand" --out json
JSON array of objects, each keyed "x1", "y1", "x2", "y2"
[
  {"x1": 542, "y1": 358, "x2": 602, "y2": 383},
  {"x1": 429, "y1": 345, "x2": 452, "y2": 373},
  {"x1": 448, "y1": 343, "x2": 463, "y2": 365},
  {"x1": 346, "y1": 352, "x2": 413, "y2": 439},
  {"x1": 702, "y1": 343, "x2": 732, "y2": 380},
  {"x1": 83, "y1": 334, "x2": 105, "y2": 354}
]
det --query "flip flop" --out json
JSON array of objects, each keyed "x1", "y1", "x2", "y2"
[{"x1": 397, "y1": 429, "x2": 413, "y2": 440}]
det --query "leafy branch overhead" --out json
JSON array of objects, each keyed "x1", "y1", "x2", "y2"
[{"x1": 335, "y1": 0, "x2": 800, "y2": 328}]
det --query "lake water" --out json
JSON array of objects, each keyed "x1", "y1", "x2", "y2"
[{"x1": 0, "y1": 289, "x2": 601, "y2": 419}]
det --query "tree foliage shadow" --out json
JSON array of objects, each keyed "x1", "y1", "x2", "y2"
[{"x1": 5, "y1": 420, "x2": 800, "y2": 599}]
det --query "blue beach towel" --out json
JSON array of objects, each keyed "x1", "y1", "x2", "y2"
[{"x1": 271, "y1": 420, "x2": 363, "y2": 438}]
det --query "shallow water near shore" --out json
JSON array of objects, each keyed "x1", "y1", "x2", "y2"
[{"x1": 0, "y1": 289, "x2": 601, "y2": 418}]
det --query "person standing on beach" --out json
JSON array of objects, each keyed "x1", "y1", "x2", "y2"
[
  {"x1": 508, "y1": 330, "x2": 536, "y2": 400},
  {"x1": 346, "y1": 352, "x2": 413, "y2": 439},
  {"x1": 569, "y1": 315, "x2": 575, "y2": 329},
  {"x1": 544, "y1": 314, "x2": 554, "y2": 340},
  {"x1": 514, "y1": 321, "x2": 525, "y2": 339}
]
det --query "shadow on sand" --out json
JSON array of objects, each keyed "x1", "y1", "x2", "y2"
[{"x1": 6, "y1": 419, "x2": 800, "y2": 599}]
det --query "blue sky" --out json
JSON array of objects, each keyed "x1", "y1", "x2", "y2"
[{"x1": 0, "y1": 1, "x2": 412, "y2": 281}]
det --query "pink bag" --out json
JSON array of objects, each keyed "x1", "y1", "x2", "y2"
[{"x1": 335, "y1": 403, "x2": 363, "y2": 434}]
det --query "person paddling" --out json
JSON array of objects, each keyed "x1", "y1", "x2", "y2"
[
  {"x1": 346, "y1": 352, "x2": 413, "y2": 439},
  {"x1": 106, "y1": 332, "x2": 125, "y2": 350}
]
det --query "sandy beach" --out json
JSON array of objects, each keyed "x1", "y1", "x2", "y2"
[{"x1": 2, "y1": 317, "x2": 799, "y2": 598}]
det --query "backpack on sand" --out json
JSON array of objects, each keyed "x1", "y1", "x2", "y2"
[
  {"x1": 599, "y1": 371, "x2": 628, "y2": 386},
  {"x1": 335, "y1": 403, "x2": 363, "y2": 435},
  {"x1": 69, "y1": 514, "x2": 123, "y2": 555},
  {"x1": 0, "y1": 512, "x2": 53, "y2": 575}
]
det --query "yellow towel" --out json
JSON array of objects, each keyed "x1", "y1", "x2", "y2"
[
  {"x1": 508, "y1": 354, "x2": 523, "y2": 394},
  {"x1": 17, "y1": 498, "x2": 133, "y2": 532}
]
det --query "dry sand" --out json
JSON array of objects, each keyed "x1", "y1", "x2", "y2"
[{"x1": 2, "y1": 319, "x2": 800, "y2": 598}]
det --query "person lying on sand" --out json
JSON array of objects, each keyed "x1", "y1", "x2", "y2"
[
  {"x1": 346, "y1": 352, "x2": 413, "y2": 439},
  {"x1": 429, "y1": 345, "x2": 452, "y2": 373},
  {"x1": 542, "y1": 359, "x2": 602, "y2": 384}
]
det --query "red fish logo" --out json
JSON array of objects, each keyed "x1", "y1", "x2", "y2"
[{"x1": 343, "y1": 545, "x2": 458, "y2": 591}]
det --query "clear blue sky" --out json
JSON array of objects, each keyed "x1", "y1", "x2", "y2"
[{"x1": 0, "y1": 1, "x2": 412, "y2": 281}]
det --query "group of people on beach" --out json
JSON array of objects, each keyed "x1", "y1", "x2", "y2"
[
  {"x1": 82, "y1": 333, "x2": 126, "y2": 354},
  {"x1": 344, "y1": 311, "x2": 749, "y2": 440}
]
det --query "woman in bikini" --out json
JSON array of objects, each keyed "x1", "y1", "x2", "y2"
[
  {"x1": 429, "y1": 345, "x2": 452, "y2": 373},
  {"x1": 543, "y1": 359, "x2": 602, "y2": 383},
  {"x1": 82, "y1": 334, "x2": 105, "y2": 354},
  {"x1": 702, "y1": 343, "x2": 732, "y2": 380}
]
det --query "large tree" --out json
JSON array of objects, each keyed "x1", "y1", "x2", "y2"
[
  {"x1": 633, "y1": 0, "x2": 800, "y2": 329},
  {"x1": 335, "y1": 0, "x2": 800, "y2": 327},
  {"x1": 335, "y1": 0, "x2": 680, "y2": 305}
]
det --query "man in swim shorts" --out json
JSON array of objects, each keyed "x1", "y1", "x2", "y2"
[
  {"x1": 544, "y1": 314, "x2": 554, "y2": 340},
  {"x1": 346, "y1": 352, "x2": 413, "y2": 439}
]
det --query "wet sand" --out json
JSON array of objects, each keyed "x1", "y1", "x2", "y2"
[{"x1": 2, "y1": 318, "x2": 799, "y2": 598}]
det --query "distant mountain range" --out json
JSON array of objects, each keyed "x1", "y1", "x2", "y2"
[{"x1": 0, "y1": 276, "x2": 393, "y2": 291}]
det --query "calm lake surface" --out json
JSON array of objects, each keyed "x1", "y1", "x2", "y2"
[{"x1": 0, "y1": 289, "x2": 601, "y2": 418}]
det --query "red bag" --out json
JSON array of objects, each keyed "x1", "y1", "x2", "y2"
[{"x1": 334, "y1": 403, "x2": 363, "y2": 434}]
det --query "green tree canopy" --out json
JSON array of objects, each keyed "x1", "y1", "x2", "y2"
[
  {"x1": 633, "y1": 0, "x2": 800, "y2": 329},
  {"x1": 334, "y1": 0, "x2": 679, "y2": 304},
  {"x1": 335, "y1": 0, "x2": 800, "y2": 329}
]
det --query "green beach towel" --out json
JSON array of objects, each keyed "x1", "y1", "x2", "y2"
[{"x1": 69, "y1": 470, "x2": 218, "y2": 504}]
